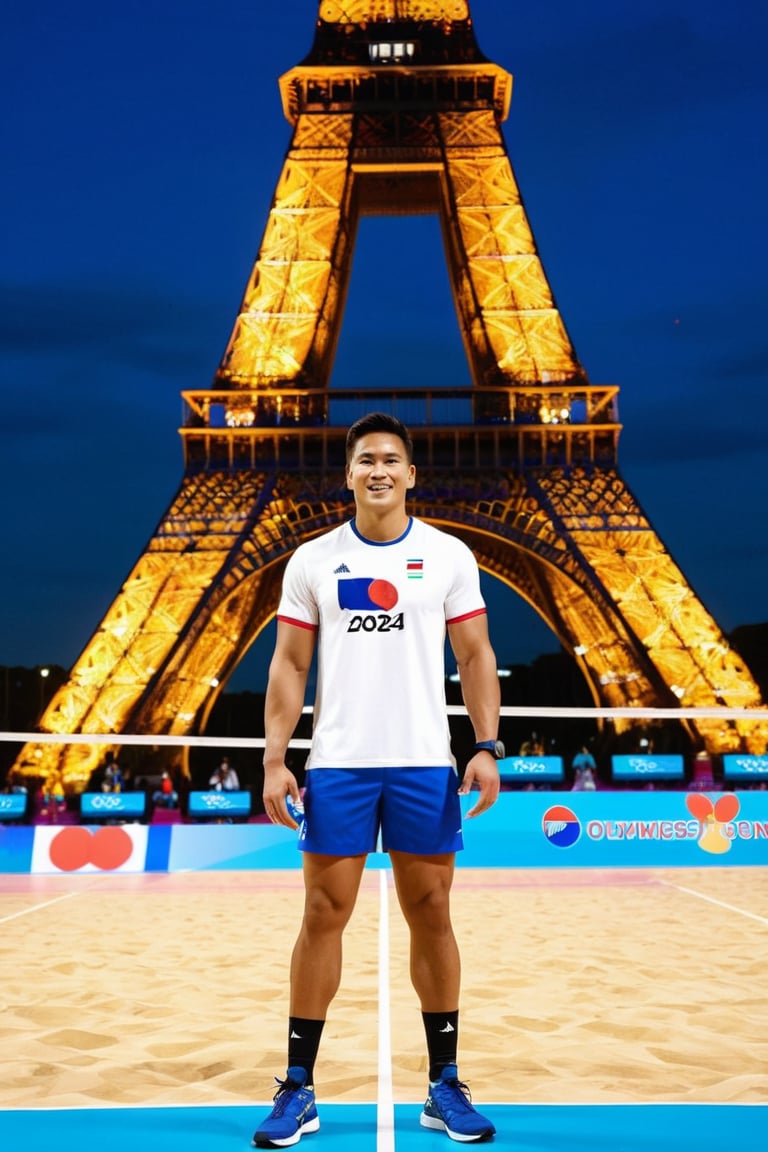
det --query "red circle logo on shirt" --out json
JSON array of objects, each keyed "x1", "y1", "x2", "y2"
[{"x1": 367, "y1": 579, "x2": 399, "y2": 610}]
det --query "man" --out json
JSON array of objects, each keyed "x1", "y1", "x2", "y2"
[{"x1": 254, "y1": 412, "x2": 502, "y2": 1147}]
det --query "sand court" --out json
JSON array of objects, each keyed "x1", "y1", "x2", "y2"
[{"x1": 2, "y1": 864, "x2": 767, "y2": 1114}]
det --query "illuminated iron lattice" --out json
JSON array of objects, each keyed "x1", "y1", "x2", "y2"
[
  {"x1": 319, "y1": 2, "x2": 470, "y2": 23},
  {"x1": 16, "y1": 0, "x2": 765, "y2": 791}
]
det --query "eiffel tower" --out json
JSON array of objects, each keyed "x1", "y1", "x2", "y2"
[{"x1": 19, "y1": 0, "x2": 765, "y2": 788}]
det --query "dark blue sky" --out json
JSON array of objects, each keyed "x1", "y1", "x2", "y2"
[{"x1": 2, "y1": 0, "x2": 767, "y2": 690}]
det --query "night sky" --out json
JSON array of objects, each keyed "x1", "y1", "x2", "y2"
[{"x1": 2, "y1": 0, "x2": 767, "y2": 692}]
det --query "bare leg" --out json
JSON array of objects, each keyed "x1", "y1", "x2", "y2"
[
  {"x1": 290, "y1": 852, "x2": 367, "y2": 1018},
  {"x1": 389, "y1": 851, "x2": 459, "y2": 1011}
]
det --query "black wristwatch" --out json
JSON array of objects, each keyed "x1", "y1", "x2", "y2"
[{"x1": 475, "y1": 740, "x2": 506, "y2": 760}]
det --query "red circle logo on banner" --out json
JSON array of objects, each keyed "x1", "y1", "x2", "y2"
[{"x1": 48, "y1": 826, "x2": 135, "y2": 872}]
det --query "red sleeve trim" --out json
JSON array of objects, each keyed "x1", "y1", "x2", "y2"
[
  {"x1": 446, "y1": 607, "x2": 487, "y2": 626},
  {"x1": 277, "y1": 614, "x2": 318, "y2": 632}
]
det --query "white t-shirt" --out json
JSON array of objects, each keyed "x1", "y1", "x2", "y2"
[{"x1": 277, "y1": 517, "x2": 486, "y2": 769}]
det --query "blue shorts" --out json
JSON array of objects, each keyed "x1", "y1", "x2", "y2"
[{"x1": 298, "y1": 766, "x2": 464, "y2": 856}]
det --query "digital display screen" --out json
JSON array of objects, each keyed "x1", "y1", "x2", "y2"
[
  {"x1": 722, "y1": 754, "x2": 768, "y2": 782},
  {"x1": 187, "y1": 790, "x2": 252, "y2": 819},
  {"x1": 0, "y1": 794, "x2": 28, "y2": 821},
  {"x1": 498, "y1": 756, "x2": 564, "y2": 784},
  {"x1": 79, "y1": 792, "x2": 147, "y2": 820},
  {"x1": 611, "y1": 754, "x2": 684, "y2": 781}
]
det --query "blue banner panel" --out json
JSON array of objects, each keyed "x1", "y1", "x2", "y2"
[
  {"x1": 611, "y1": 754, "x2": 684, "y2": 781},
  {"x1": 187, "y1": 790, "x2": 252, "y2": 819},
  {"x1": 0, "y1": 794, "x2": 28, "y2": 821},
  {"x1": 498, "y1": 755, "x2": 564, "y2": 784},
  {"x1": 79, "y1": 792, "x2": 147, "y2": 820},
  {"x1": 145, "y1": 825, "x2": 173, "y2": 872},
  {"x1": 722, "y1": 753, "x2": 768, "y2": 782},
  {"x1": 0, "y1": 826, "x2": 34, "y2": 872},
  {"x1": 460, "y1": 791, "x2": 768, "y2": 867},
  {"x1": 167, "y1": 824, "x2": 303, "y2": 871},
  {"x1": 3, "y1": 792, "x2": 768, "y2": 873}
]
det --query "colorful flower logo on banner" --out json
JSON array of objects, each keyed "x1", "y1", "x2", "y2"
[{"x1": 685, "y1": 793, "x2": 741, "y2": 855}]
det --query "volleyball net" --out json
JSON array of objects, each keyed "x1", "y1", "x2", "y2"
[{"x1": 1, "y1": 703, "x2": 767, "y2": 830}]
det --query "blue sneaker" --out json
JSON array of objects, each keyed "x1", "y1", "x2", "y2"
[
  {"x1": 252, "y1": 1066, "x2": 320, "y2": 1148},
  {"x1": 420, "y1": 1065, "x2": 495, "y2": 1143}
]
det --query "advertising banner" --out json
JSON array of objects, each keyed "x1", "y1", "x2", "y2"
[
  {"x1": 187, "y1": 790, "x2": 252, "y2": 819},
  {"x1": 722, "y1": 754, "x2": 768, "y2": 783},
  {"x1": 0, "y1": 795, "x2": 28, "y2": 822},
  {"x1": 611, "y1": 754, "x2": 684, "y2": 782},
  {"x1": 31, "y1": 825, "x2": 149, "y2": 874},
  {"x1": 498, "y1": 756, "x2": 564, "y2": 784},
  {"x1": 79, "y1": 792, "x2": 147, "y2": 821},
  {"x1": 2, "y1": 791, "x2": 767, "y2": 873},
  {"x1": 461, "y1": 791, "x2": 768, "y2": 867},
  {"x1": 0, "y1": 826, "x2": 34, "y2": 872}
]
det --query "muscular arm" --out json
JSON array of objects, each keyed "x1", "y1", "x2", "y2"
[
  {"x1": 262, "y1": 619, "x2": 316, "y2": 826},
  {"x1": 447, "y1": 612, "x2": 501, "y2": 818}
]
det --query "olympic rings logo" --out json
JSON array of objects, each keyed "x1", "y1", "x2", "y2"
[
  {"x1": 627, "y1": 758, "x2": 659, "y2": 773},
  {"x1": 86, "y1": 795, "x2": 127, "y2": 810}
]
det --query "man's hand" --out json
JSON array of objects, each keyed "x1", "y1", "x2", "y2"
[
  {"x1": 263, "y1": 763, "x2": 302, "y2": 828},
  {"x1": 458, "y1": 751, "x2": 500, "y2": 818}
]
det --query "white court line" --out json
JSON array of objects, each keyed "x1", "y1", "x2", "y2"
[
  {"x1": 663, "y1": 882, "x2": 768, "y2": 926},
  {"x1": 0, "y1": 890, "x2": 79, "y2": 926},
  {"x1": 377, "y1": 868, "x2": 395, "y2": 1152}
]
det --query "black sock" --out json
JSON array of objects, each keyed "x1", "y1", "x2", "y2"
[
  {"x1": 422, "y1": 1010, "x2": 459, "y2": 1082},
  {"x1": 287, "y1": 1017, "x2": 325, "y2": 1085}
]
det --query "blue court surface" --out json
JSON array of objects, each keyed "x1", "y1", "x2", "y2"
[{"x1": 1, "y1": 1102, "x2": 764, "y2": 1151}]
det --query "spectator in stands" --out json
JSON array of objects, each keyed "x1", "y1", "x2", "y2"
[
  {"x1": 152, "y1": 771, "x2": 179, "y2": 808},
  {"x1": 88, "y1": 750, "x2": 123, "y2": 793},
  {"x1": 519, "y1": 732, "x2": 544, "y2": 756},
  {"x1": 209, "y1": 756, "x2": 240, "y2": 791},
  {"x1": 571, "y1": 745, "x2": 597, "y2": 791},
  {"x1": 689, "y1": 750, "x2": 714, "y2": 791}
]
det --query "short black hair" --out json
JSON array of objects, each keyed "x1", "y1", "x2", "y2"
[{"x1": 345, "y1": 412, "x2": 414, "y2": 466}]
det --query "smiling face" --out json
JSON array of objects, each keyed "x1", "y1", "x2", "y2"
[{"x1": 345, "y1": 431, "x2": 416, "y2": 533}]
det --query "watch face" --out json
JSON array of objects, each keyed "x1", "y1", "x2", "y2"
[{"x1": 477, "y1": 740, "x2": 505, "y2": 759}]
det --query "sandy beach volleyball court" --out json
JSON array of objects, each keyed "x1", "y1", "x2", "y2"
[{"x1": 2, "y1": 865, "x2": 766, "y2": 1110}]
